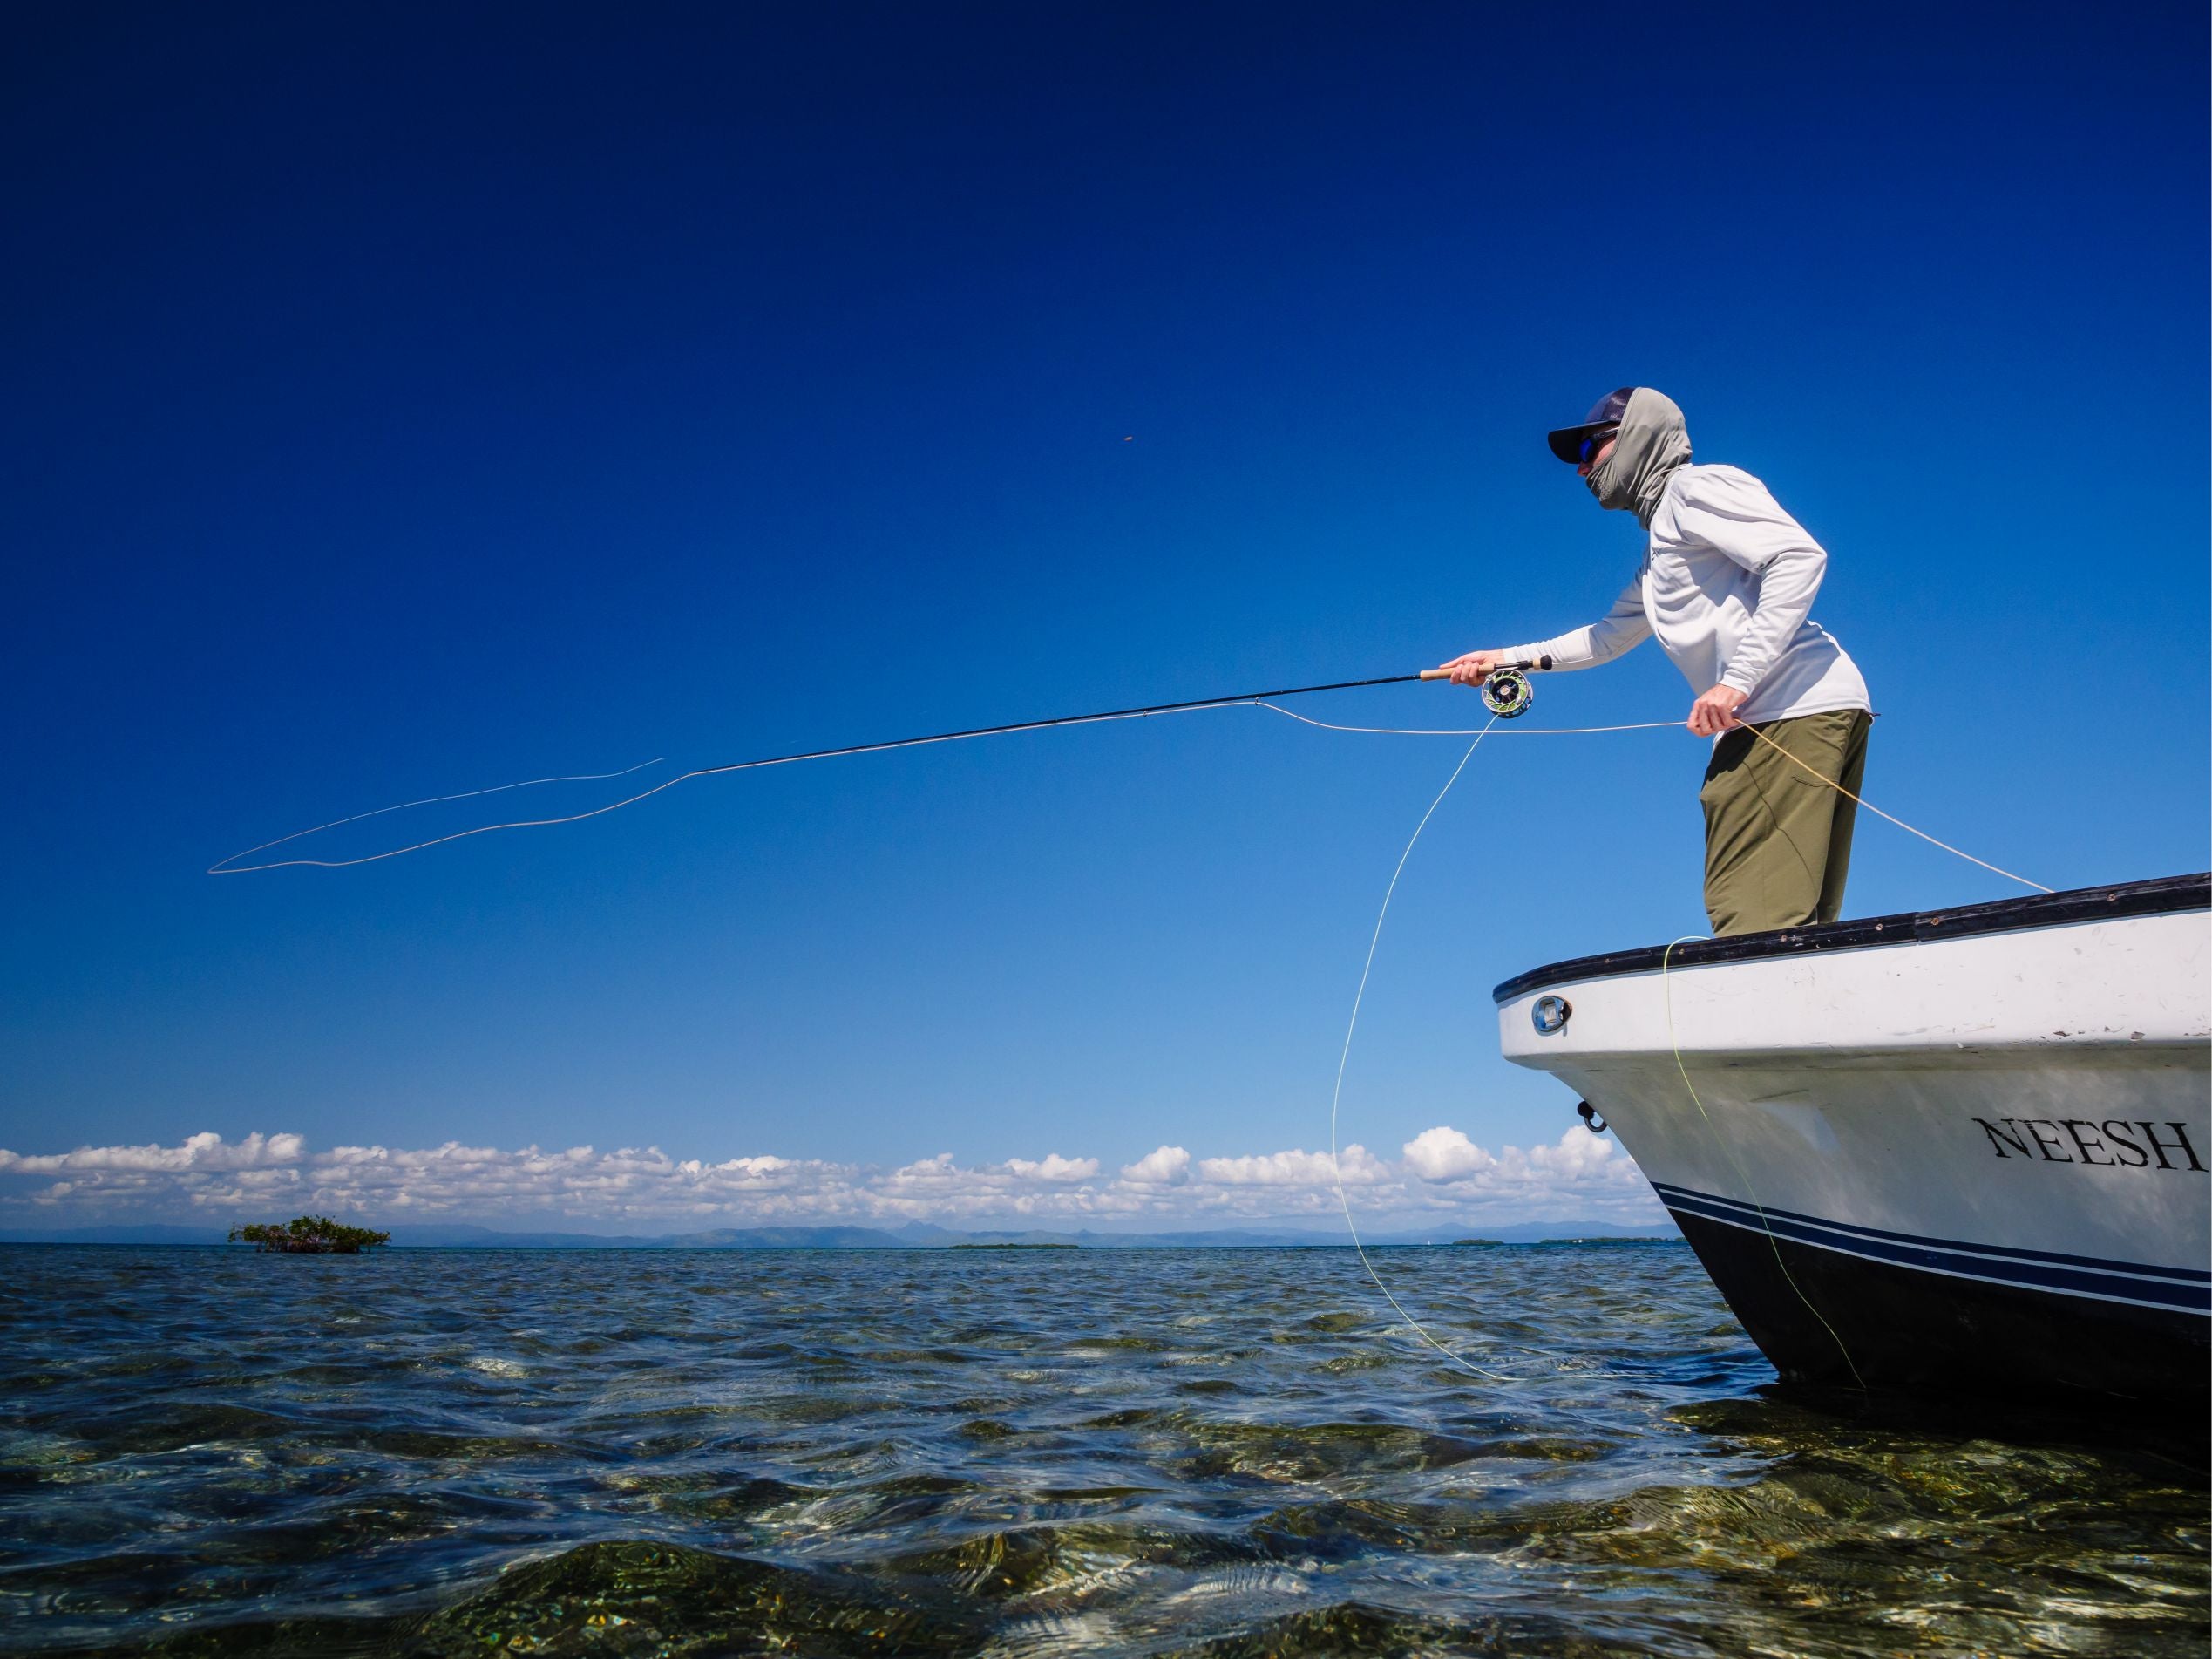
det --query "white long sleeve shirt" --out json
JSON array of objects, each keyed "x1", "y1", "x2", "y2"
[{"x1": 1506, "y1": 464, "x2": 1869, "y2": 725}]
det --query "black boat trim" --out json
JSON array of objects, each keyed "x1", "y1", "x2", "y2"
[
  {"x1": 1650, "y1": 1181, "x2": 2212, "y2": 1283},
  {"x1": 1491, "y1": 872, "x2": 2211, "y2": 1004},
  {"x1": 1667, "y1": 1208, "x2": 2207, "y2": 1408},
  {"x1": 1651, "y1": 1180, "x2": 2211, "y2": 1314}
]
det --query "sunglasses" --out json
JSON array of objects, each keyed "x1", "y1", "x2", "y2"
[{"x1": 1578, "y1": 427, "x2": 1618, "y2": 465}]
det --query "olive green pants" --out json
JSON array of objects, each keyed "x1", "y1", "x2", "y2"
[{"x1": 1700, "y1": 709, "x2": 1871, "y2": 936}]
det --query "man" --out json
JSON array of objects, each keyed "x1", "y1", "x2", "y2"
[{"x1": 1437, "y1": 386, "x2": 1872, "y2": 937}]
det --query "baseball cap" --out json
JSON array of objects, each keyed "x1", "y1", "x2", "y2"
[{"x1": 1547, "y1": 386, "x2": 1636, "y2": 464}]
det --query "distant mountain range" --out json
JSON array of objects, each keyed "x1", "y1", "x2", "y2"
[{"x1": 0, "y1": 1219, "x2": 1679, "y2": 1248}]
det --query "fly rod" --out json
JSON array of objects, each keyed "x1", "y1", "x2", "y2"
[
  {"x1": 208, "y1": 661, "x2": 1553, "y2": 874},
  {"x1": 684, "y1": 656, "x2": 1552, "y2": 778}
]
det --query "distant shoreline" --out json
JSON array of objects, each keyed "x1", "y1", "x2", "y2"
[{"x1": 0, "y1": 1229, "x2": 1684, "y2": 1252}]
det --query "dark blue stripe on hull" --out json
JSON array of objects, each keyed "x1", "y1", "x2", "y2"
[
  {"x1": 1667, "y1": 1207, "x2": 2209, "y2": 1412},
  {"x1": 1647, "y1": 1180, "x2": 2209, "y2": 1314}
]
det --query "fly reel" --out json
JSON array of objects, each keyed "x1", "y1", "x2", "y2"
[{"x1": 1481, "y1": 666, "x2": 1535, "y2": 719}]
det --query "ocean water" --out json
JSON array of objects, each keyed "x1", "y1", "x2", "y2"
[{"x1": 1, "y1": 1244, "x2": 2203, "y2": 1657}]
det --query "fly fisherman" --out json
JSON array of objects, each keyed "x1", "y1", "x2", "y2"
[{"x1": 1437, "y1": 387, "x2": 1872, "y2": 936}]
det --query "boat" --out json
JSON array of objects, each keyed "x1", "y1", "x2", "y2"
[{"x1": 1493, "y1": 873, "x2": 2209, "y2": 1411}]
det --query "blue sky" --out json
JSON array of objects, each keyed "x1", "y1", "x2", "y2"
[{"x1": 4, "y1": 3, "x2": 2205, "y2": 1232}]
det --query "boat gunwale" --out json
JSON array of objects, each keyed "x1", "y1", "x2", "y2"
[{"x1": 1489, "y1": 872, "x2": 2212, "y2": 1005}]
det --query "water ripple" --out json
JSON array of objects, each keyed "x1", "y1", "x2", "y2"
[{"x1": 0, "y1": 1244, "x2": 2201, "y2": 1656}]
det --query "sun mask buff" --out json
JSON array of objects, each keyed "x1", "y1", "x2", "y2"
[{"x1": 1584, "y1": 386, "x2": 1692, "y2": 528}]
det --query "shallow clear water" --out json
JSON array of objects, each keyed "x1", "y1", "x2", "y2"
[{"x1": 0, "y1": 1243, "x2": 2202, "y2": 1656}]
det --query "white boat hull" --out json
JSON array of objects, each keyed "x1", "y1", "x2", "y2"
[{"x1": 1495, "y1": 875, "x2": 2210, "y2": 1411}]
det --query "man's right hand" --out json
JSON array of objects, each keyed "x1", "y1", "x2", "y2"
[{"x1": 1435, "y1": 649, "x2": 1505, "y2": 687}]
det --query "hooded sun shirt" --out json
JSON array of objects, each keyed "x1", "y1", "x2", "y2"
[{"x1": 1509, "y1": 387, "x2": 1870, "y2": 727}]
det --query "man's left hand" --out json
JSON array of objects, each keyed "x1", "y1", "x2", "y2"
[{"x1": 1687, "y1": 685, "x2": 1747, "y2": 737}]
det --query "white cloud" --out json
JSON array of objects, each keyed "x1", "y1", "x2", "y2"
[
  {"x1": 0, "y1": 1130, "x2": 306, "y2": 1174},
  {"x1": 1003, "y1": 1153, "x2": 1099, "y2": 1182},
  {"x1": 1195, "y1": 1145, "x2": 1385, "y2": 1186},
  {"x1": 1119, "y1": 1145, "x2": 1191, "y2": 1186},
  {"x1": 1401, "y1": 1125, "x2": 1497, "y2": 1182},
  {"x1": 0, "y1": 1124, "x2": 1660, "y2": 1231}
]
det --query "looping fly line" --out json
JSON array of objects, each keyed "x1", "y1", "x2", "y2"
[
  {"x1": 205, "y1": 677, "x2": 1681, "y2": 876},
  {"x1": 1321, "y1": 718, "x2": 1570, "y2": 1383}
]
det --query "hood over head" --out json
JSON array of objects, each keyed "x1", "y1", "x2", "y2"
[{"x1": 1584, "y1": 386, "x2": 1692, "y2": 527}]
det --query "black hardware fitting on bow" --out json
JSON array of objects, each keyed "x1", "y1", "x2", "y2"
[{"x1": 1576, "y1": 1100, "x2": 1608, "y2": 1135}]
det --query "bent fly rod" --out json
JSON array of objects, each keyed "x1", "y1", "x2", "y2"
[{"x1": 207, "y1": 660, "x2": 1554, "y2": 874}]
